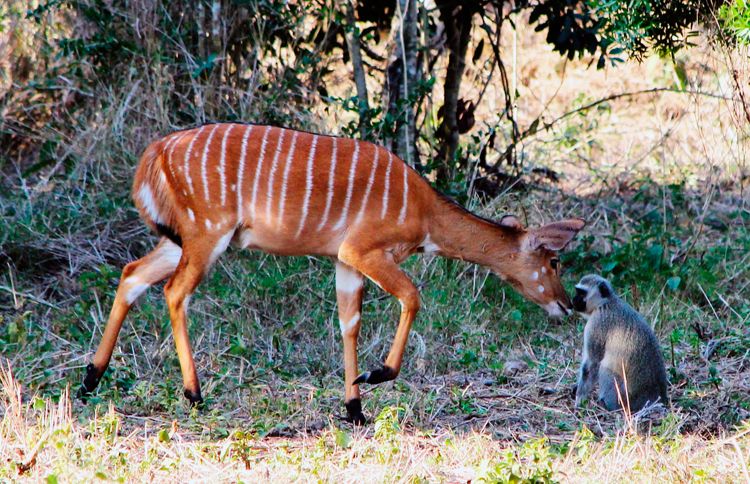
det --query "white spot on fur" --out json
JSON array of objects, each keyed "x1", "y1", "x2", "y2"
[
  {"x1": 231, "y1": 184, "x2": 236, "y2": 192},
  {"x1": 205, "y1": 219, "x2": 213, "y2": 230},
  {"x1": 541, "y1": 267, "x2": 547, "y2": 274},
  {"x1": 537, "y1": 285, "x2": 545, "y2": 293},
  {"x1": 137, "y1": 184, "x2": 164, "y2": 224},
  {"x1": 336, "y1": 264, "x2": 363, "y2": 293},
  {"x1": 209, "y1": 230, "x2": 234, "y2": 265},
  {"x1": 187, "y1": 208, "x2": 195, "y2": 222},
  {"x1": 532, "y1": 271, "x2": 539, "y2": 281}
]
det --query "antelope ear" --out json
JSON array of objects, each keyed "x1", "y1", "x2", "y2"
[
  {"x1": 498, "y1": 215, "x2": 524, "y2": 230},
  {"x1": 526, "y1": 218, "x2": 586, "y2": 251}
]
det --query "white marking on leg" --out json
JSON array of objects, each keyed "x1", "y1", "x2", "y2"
[
  {"x1": 277, "y1": 131, "x2": 299, "y2": 228},
  {"x1": 317, "y1": 137, "x2": 339, "y2": 230},
  {"x1": 397, "y1": 161, "x2": 409, "y2": 224},
  {"x1": 137, "y1": 184, "x2": 164, "y2": 224},
  {"x1": 205, "y1": 219, "x2": 213, "y2": 230},
  {"x1": 420, "y1": 234, "x2": 440, "y2": 254},
  {"x1": 209, "y1": 230, "x2": 235, "y2": 266},
  {"x1": 125, "y1": 279, "x2": 150, "y2": 305},
  {"x1": 200, "y1": 124, "x2": 221, "y2": 201},
  {"x1": 187, "y1": 208, "x2": 195, "y2": 222},
  {"x1": 161, "y1": 240, "x2": 183, "y2": 266},
  {"x1": 339, "y1": 312, "x2": 360, "y2": 336},
  {"x1": 238, "y1": 228, "x2": 258, "y2": 249},
  {"x1": 333, "y1": 141, "x2": 360, "y2": 230},
  {"x1": 336, "y1": 263, "x2": 363, "y2": 293},
  {"x1": 218, "y1": 124, "x2": 235, "y2": 206},
  {"x1": 250, "y1": 126, "x2": 273, "y2": 223},
  {"x1": 183, "y1": 126, "x2": 206, "y2": 194},
  {"x1": 236, "y1": 125, "x2": 254, "y2": 221},
  {"x1": 538, "y1": 285, "x2": 545, "y2": 293},
  {"x1": 296, "y1": 135, "x2": 319, "y2": 237},
  {"x1": 354, "y1": 144, "x2": 379, "y2": 226},
  {"x1": 381, "y1": 151, "x2": 393, "y2": 219},
  {"x1": 532, "y1": 271, "x2": 539, "y2": 281},
  {"x1": 265, "y1": 128, "x2": 286, "y2": 222}
]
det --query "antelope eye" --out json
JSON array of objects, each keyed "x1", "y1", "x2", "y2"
[{"x1": 550, "y1": 258, "x2": 559, "y2": 270}]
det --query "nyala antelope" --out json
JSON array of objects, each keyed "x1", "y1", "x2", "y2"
[{"x1": 79, "y1": 123, "x2": 585, "y2": 424}]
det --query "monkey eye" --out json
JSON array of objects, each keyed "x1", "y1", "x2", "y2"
[
  {"x1": 575, "y1": 287, "x2": 586, "y2": 296},
  {"x1": 550, "y1": 258, "x2": 559, "y2": 270}
]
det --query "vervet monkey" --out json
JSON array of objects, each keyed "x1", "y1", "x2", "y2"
[{"x1": 573, "y1": 275, "x2": 668, "y2": 412}]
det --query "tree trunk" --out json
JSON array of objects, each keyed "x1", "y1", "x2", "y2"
[
  {"x1": 437, "y1": 3, "x2": 473, "y2": 180},
  {"x1": 385, "y1": 0, "x2": 419, "y2": 167},
  {"x1": 343, "y1": 1, "x2": 370, "y2": 139}
]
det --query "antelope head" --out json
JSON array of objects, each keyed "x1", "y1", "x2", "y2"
[{"x1": 495, "y1": 216, "x2": 586, "y2": 318}]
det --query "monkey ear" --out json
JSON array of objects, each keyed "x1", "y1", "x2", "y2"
[
  {"x1": 498, "y1": 215, "x2": 524, "y2": 230},
  {"x1": 526, "y1": 218, "x2": 586, "y2": 251},
  {"x1": 598, "y1": 281, "x2": 611, "y2": 298}
]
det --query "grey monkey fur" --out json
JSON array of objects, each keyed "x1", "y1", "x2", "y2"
[{"x1": 573, "y1": 274, "x2": 668, "y2": 412}]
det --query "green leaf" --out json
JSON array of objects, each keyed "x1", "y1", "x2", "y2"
[{"x1": 666, "y1": 276, "x2": 681, "y2": 291}]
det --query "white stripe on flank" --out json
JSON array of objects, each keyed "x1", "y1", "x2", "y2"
[
  {"x1": 316, "y1": 137, "x2": 338, "y2": 230},
  {"x1": 249, "y1": 126, "x2": 273, "y2": 222},
  {"x1": 218, "y1": 124, "x2": 235, "y2": 206},
  {"x1": 187, "y1": 207, "x2": 195, "y2": 222},
  {"x1": 137, "y1": 184, "x2": 164, "y2": 224},
  {"x1": 397, "y1": 160, "x2": 409, "y2": 224},
  {"x1": 183, "y1": 125, "x2": 206, "y2": 194},
  {"x1": 381, "y1": 151, "x2": 393, "y2": 219},
  {"x1": 277, "y1": 131, "x2": 299, "y2": 228},
  {"x1": 265, "y1": 128, "x2": 286, "y2": 222},
  {"x1": 166, "y1": 131, "x2": 189, "y2": 180},
  {"x1": 354, "y1": 144, "x2": 379, "y2": 225},
  {"x1": 200, "y1": 124, "x2": 221, "y2": 202},
  {"x1": 296, "y1": 135, "x2": 319, "y2": 238},
  {"x1": 333, "y1": 141, "x2": 360, "y2": 230},
  {"x1": 236, "y1": 125, "x2": 254, "y2": 221}
]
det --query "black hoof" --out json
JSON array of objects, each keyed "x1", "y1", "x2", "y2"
[
  {"x1": 78, "y1": 363, "x2": 102, "y2": 401},
  {"x1": 353, "y1": 365, "x2": 397, "y2": 385},
  {"x1": 184, "y1": 388, "x2": 204, "y2": 409},
  {"x1": 344, "y1": 398, "x2": 367, "y2": 425}
]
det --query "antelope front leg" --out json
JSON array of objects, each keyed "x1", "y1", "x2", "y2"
[
  {"x1": 340, "y1": 246, "x2": 420, "y2": 387},
  {"x1": 335, "y1": 262, "x2": 366, "y2": 424}
]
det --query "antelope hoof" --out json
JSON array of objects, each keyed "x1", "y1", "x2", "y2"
[
  {"x1": 183, "y1": 388, "x2": 204, "y2": 409},
  {"x1": 353, "y1": 365, "x2": 397, "y2": 385},
  {"x1": 77, "y1": 363, "x2": 103, "y2": 401},
  {"x1": 344, "y1": 398, "x2": 367, "y2": 426}
]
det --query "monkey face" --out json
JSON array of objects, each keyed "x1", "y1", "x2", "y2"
[{"x1": 572, "y1": 287, "x2": 588, "y2": 313}]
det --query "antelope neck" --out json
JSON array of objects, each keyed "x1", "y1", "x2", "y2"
[{"x1": 426, "y1": 198, "x2": 521, "y2": 271}]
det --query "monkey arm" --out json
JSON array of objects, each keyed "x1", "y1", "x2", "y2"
[
  {"x1": 575, "y1": 358, "x2": 600, "y2": 407},
  {"x1": 576, "y1": 319, "x2": 606, "y2": 408}
]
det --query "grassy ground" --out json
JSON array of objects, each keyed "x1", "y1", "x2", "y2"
[{"x1": 2, "y1": 12, "x2": 750, "y2": 482}]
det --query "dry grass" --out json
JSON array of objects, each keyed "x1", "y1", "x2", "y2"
[{"x1": 1, "y1": 363, "x2": 749, "y2": 482}]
